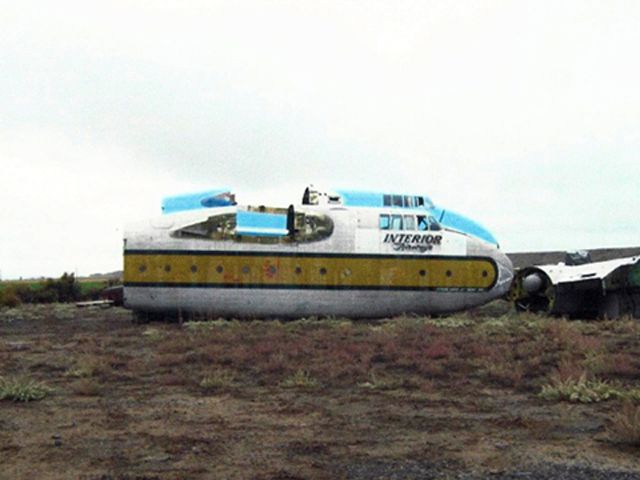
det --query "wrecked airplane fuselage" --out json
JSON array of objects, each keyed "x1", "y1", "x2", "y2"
[
  {"x1": 511, "y1": 254, "x2": 640, "y2": 319},
  {"x1": 124, "y1": 199, "x2": 513, "y2": 318}
]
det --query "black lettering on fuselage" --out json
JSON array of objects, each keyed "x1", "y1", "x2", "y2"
[{"x1": 383, "y1": 233, "x2": 444, "y2": 247}]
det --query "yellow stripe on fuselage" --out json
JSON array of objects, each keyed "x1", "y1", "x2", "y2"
[{"x1": 124, "y1": 252, "x2": 497, "y2": 290}]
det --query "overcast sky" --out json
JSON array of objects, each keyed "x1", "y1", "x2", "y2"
[{"x1": 1, "y1": 0, "x2": 639, "y2": 279}]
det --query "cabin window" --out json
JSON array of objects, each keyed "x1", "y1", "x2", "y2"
[
  {"x1": 391, "y1": 214, "x2": 403, "y2": 230},
  {"x1": 383, "y1": 194, "x2": 392, "y2": 206},
  {"x1": 428, "y1": 216, "x2": 442, "y2": 231},
  {"x1": 405, "y1": 196, "x2": 414, "y2": 208},
  {"x1": 403, "y1": 215, "x2": 416, "y2": 230},
  {"x1": 379, "y1": 214, "x2": 390, "y2": 230},
  {"x1": 392, "y1": 195, "x2": 403, "y2": 207},
  {"x1": 417, "y1": 215, "x2": 428, "y2": 231},
  {"x1": 416, "y1": 197, "x2": 425, "y2": 207}
]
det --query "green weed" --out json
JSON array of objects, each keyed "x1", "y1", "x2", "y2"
[
  {"x1": 199, "y1": 369, "x2": 235, "y2": 391},
  {"x1": 0, "y1": 376, "x2": 50, "y2": 402},
  {"x1": 280, "y1": 369, "x2": 319, "y2": 389},
  {"x1": 540, "y1": 374, "x2": 620, "y2": 403}
]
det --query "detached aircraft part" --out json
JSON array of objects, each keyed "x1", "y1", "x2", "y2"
[{"x1": 511, "y1": 255, "x2": 640, "y2": 319}]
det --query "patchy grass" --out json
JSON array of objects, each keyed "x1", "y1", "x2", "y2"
[
  {"x1": 0, "y1": 375, "x2": 49, "y2": 402},
  {"x1": 540, "y1": 373, "x2": 640, "y2": 403},
  {"x1": 199, "y1": 369, "x2": 235, "y2": 392},
  {"x1": 280, "y1": 369, "x2": 319, "y2": 389},
  {"x1": 2, "y1": 304, "x2": 640, "y2": 478}
]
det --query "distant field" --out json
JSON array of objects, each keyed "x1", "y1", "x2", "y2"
[
  {"x1": 0, "y1": 279, "x2": 108, "y2": 296},
  {"x1": 1, "y1": 303, "x2": 639, "y2": 479}
]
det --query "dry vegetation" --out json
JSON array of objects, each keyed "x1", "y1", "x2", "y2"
[{"x1": 1, "y1": 303, "x2": 640, "y2": 479}]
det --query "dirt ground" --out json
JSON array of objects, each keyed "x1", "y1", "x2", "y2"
[{"x1": 1, "y1": 303, "x2": 639, "y2": 479}]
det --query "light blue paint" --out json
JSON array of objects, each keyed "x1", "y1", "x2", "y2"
[
  {"x1": 162, "y1": 189, "x2": 233, "y2": 214},
  {"x1": 335, "y1": 189, "x2": 435, "y2": 209},
  {"x1": 236, "y1": 211, "x2": 288, "y2": 237},
  {"x1": 432, "y1": 207, "x2": 498, "y2": 246},
  {"x1": 336, "y1": 189, "x2": 497, "y2": 246},
  {"x1": 336, "y1": 190, "x2": 382, "y2": 207}
]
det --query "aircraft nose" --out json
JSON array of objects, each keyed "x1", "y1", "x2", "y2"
[{"x1": 493, "y1": 250, "x2": 514, "y2": 297}]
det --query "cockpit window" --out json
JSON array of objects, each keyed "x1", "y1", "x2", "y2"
[
  {"x1": 403, "y1": 215, "x2": 416, "y2": 230},
  {"x1": 417, "y1": 215, "x2": 428, "y2": 231}
]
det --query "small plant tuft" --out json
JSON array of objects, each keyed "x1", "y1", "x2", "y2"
[
  {"x1": 199, "y1": 369, "x2": 235, "y2": 391},
  {"x1": 280, "y1": 370, "x2": 319, "y2": 389},
  {"x1": 0, "y1": 376, "x2": 50, "y2": 402},
  {"x1": 539, "y1": 373, "x2": 619, "y2": 403},
  {"x1": 608, "y1": 402, "x2": 640, "y2": 446},
  {"x1": 358, "y1": 371, "x2": 420, "y2": 391}
]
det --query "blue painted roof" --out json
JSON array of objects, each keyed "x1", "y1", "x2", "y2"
[
  {"x1": 162, "y1": 189, "x2": 234, "y2": 214},
  {"x1": 335, "y1": 189, "x2": 435, "y2": 209}
]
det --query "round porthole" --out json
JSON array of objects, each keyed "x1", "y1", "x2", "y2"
[
  {"x1": 342, "y1": 268, "x2": 352, "y2": 277},
  {"x1": 164, "y1": 265, "x2": 172, "y2": 273},
  {"x1": 482, "y1": 270, "x2": 488, "y2": 278},
  {"x1": 419, "y1": 269, "x2": 426, "y2": 277},
  {"x1": 319, "y1": 267, "x2": 327, "y2": 275},
  {"x1": 242, "y1": 265, "x2": 250, "y2": 274},
  {"x1": 267, "y1": 265, "x2": 277, "y2": 275},
  {"x1": 216, "y1": 265, "x2": 224, "y2": 274},
  {"x1": 446, "y1": 270, "x2": 452, "y2": 277},
  {"x1": 294, "y1": 266, "x2": 302, "y2": 275},
  {"x1": 190, "y1": 265, "x2": 198, "y2": 273},
  {"x1": 138, "y1": 265, "x2": 147, "y2": 273}
]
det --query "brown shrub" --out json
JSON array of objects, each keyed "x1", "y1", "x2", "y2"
[
  {"x1": 601, "y1": 353, "x2": 639, "y2": 379},
  {"x1": 608, "y1": 402, "x2": 640, "y2": 446},
  {"x1": 156, "y1": 353, "x2": 189, "y2": 368},
  {"x1": 0, "y1": 286, "x2": 21, "y2": 308},
  {"x1": 72, "y1": 379, "x2": 102, "y2": 396},
  {"x1": 423, "y1": 340, "x2": 451, "y2": 360},
  {"x1": 554, "y1": 358, "x2": 589, "y2": 382},
  {"x1": 157, "y1": 373, "x2": 189, "y2": 386},
  {"x1": 484, "y1": 362, "x2": 524, "y2": 388},
  {"x1": 65, "y1": 355, "x2": 111, "y2": 379}
]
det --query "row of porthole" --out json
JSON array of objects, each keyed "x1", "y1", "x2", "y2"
[
  {"x1": 137, "y1": 264, "x2": 489, "y2": 278},
  {"x1": 138, "y1": 264, "x2": 327, "y2": 275}
]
